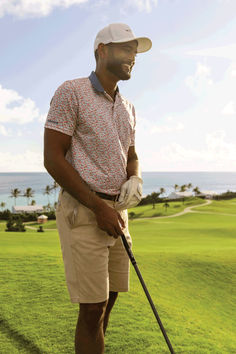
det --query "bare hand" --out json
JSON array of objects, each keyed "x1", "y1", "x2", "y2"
[{"x1": 94, "y1": 204, "x2": 125, "y2": 238}]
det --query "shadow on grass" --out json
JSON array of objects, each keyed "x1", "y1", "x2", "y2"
[
  {"x1": 152, "y1": 212, "x2": 162, "y2": 217},
  {"x1": 0, "y1": 315, "x2": 43, "y2": 353}
]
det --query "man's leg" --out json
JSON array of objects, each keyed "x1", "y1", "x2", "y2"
[
  {"x1": 75, "y1": 300, "x2": 107, "y2": 354},
  {"x1": 103, "y1": 291, "x2": 118, "y2": 335}
]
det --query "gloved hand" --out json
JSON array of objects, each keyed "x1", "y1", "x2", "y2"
[{"x1": 116, "y1": 176, "x2": 143, "y2": 210}]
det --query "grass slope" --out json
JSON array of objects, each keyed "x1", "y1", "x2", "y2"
[
  {"x1": 0, "y1": 201, "x2": 235, "y2": 353},
  {"x1": 25, "y1": 220, "x2": 58, "y2": 229},
  {"x1": 193, "y1": 198, "x2": 236, "y2": 215},
  {"x1": 128, "y1": 198, "x2": 206, "y2": 218}
]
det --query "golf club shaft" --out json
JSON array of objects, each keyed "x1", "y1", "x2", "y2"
[{"x1": 121, "y1": 234, "x2": 175, "y2": 354}]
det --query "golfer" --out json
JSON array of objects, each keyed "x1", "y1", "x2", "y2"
[{"x1": 44, "y1": 23, "x2": 151, "y2": 354}]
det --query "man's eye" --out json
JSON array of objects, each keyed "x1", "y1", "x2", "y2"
[{"x1": 123, "y1": 47, "x2": 135, "y2": 54}]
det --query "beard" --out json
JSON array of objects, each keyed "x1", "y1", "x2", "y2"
[{"x1": 106, "y1": 57, "x2": 133, "y2": 81}]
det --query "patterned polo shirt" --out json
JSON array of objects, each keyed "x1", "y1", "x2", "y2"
[{"x1": 45, "y1": 71, "x2": 136, "y2": 195}]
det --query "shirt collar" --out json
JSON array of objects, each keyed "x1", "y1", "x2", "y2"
[{"x1": 89, "y1": 71, "x2": 119, "y2": 94}]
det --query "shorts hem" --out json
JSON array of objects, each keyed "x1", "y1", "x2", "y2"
[
  {"x1": 70, "y1": 296, "x2": 109, "y2": 304},
  {"x1": 109, "y1": 287, "x2": 129, "y2": 292}
]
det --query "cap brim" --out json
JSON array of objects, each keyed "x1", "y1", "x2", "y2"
[
  {"x1": 106, "y1": 36, "x2": 152, "y2": 53},
  {"x1": 135, "y1": 37, "x2": 152, "y2": 53}
]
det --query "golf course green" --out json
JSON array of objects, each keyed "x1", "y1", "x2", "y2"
[{"x1": 0, "y1": 199, "x2": 235, "y2": 353}]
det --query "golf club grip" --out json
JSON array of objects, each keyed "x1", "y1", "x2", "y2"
[
  {"x1": 121, "y1": 233, "x2": 136, "y2": 265},
  {"x1": 121, "y1": 234, "x2": 175, "y2": 354}
]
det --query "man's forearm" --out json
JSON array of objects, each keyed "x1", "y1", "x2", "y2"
[
  {"x1": 44, "y1": 155, "x2": 106, "y2": 213},
  {"x1": 126, "y1": 155, "x2": 141, "y2": 179}
]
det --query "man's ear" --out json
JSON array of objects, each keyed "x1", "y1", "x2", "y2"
[{"x1": 97, "y1": 43, "x2": 107, "y2": 60}]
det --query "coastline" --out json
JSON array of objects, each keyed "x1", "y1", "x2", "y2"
[{"x1": 1, "y1": 171, "x2": 236, "y2": 210}]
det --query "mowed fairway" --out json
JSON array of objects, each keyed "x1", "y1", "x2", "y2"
[{"x1": 0, "y1": 200, "x2": 235, "y2": 353}]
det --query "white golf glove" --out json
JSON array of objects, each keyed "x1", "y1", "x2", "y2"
[{"x1": 116, "y1": 176, "x2": 143, "y2": 210}]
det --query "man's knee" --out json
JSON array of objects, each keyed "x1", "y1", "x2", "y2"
[{"x1": 79, "y1": 301, "x2": 107, "y2": 331}]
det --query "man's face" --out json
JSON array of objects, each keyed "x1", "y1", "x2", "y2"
[{"x1": 105, "y1": 40, "x2": 138, "y2": 80}]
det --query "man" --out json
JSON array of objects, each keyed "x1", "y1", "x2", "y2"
[{"x1": 44, "y1": 23, "x2": 151, "y2": 354}]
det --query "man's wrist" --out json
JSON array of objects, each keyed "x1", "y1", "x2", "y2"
[
  {"x1": 129, "y1": 175, "x2": 143, "y2": 183},
  {"x1": 90, "y1": 194, "x2": 109, "y2": 215}
]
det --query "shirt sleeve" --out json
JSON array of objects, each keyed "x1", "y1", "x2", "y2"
[
  {"x1": 44, "y1": 80, "x2": 78, "y2": 136},
  {"x1": 130, "y1": 104, "x2": 136, "y2": 146}
]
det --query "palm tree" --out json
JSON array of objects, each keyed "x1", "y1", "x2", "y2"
[
  {"x1": 187, "y1": 183, "x2": 193, "y2": 190},
  {"x1": 174, "y1": 184, "x2": 179, "y2": 191},
  {"x1": 44, "y1": 185, "x2": 51, "y2": 204},
  {"x1": 24, "y1": 187, "x2": 35, "y2": 205},
  {"x1": 150, "y1": 192, "x2": 161, "y2": 209},
  {"x1": 179, "y1": 185, "x2": 188, "y2": 204},
  {"x1": 180, "y1": 184, "x2": 187, "y2": 192},
  {"x1": 31, "y1": 200, "x2": 36, "y2": 206},
  {"x1": 193, "y1": 187, "x2": 201, "y2": 196},
  {"x1": 163, "y1": 201, "x2": 170, "y2": 213},
  {"x1": 44, "y1": 203, "x2": 52, "y2": 212},
  {"x1": 10, "y1": 188, "x2": 21, "y2": 206},
  {"x1": 160, "y1": 187, "x2": 166, "y2": 196},
  {"x1": 51, "y1": 180, "x2": 59, "y2": 203},
  {"x1": 0, "y1": 202, "x2": 6, "y2": 211}
]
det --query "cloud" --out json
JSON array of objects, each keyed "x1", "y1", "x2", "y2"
[
  {"x1": 38, "y1": 113, "x2": 47, "y2": 123},
  {"x1": 0, "y1": 124, "x2": 11, "y2": 136},
  {"x1": 122, "y1": 0, "x2": 158, "y2": 13},
  {"x1": 221, "y1": 101, "x2": 235, "y2": 115},
  {"x1": 0, "y1": 0, "x2": 88, "y2": 19},
  {"x1": 230, "y1": 63, "x2": 236, "y2": 76},
  {"x1": 0, "y1": 84, "x2": 45, "y2": 125},
  {"x1": 0, "y1": 150, "x2": 44, "y2": 172},
  {"x1": 186, "y1": 44, "x2": 236, "y2": 61},
  {"x1": 185, "y1": 62, "x2": 213, "y2": 95},
  {"x1": 144, "y1": 131, "x2": 236, "y2": 171},
  {"x1": 205, "y1": 130, "x2": 235, "y2": 160},
  {"x1": 136, "y1": 113, "x2": 184, "y2": 135},
  {"x1": 150, "y1": 122, "x2": 184, "y2": 134},
  {"x1": 17, "y1": 129, "x2": 23, "y2": 137}
]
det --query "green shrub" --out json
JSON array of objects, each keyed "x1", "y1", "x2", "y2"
[
  {"x1": 5, "y1": 215, "x2": 26, "y2": 232},
  {"x1": 213, "y1": 191, "x2": 236, "y2": 200}
]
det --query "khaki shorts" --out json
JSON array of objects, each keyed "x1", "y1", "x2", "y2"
[{"x1": 56, "y1": 189, "x2": 132, "y2": 304}]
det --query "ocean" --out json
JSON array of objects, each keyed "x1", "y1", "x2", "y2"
[{"x1": 0, "y1": 171, "x2": 236, "y2": 210}]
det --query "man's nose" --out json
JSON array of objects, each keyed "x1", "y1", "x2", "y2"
[{"x1": 126, "y1": 50, "x2": 136, "y2": 64}]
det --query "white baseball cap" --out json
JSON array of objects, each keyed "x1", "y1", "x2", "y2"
[{"x1": 94, "y1": 23, "x2": 152, "y2": 53}]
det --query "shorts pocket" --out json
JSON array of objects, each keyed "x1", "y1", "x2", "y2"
[{"x1": 60, "y1": 191, "x2": 96, "y2": 229}]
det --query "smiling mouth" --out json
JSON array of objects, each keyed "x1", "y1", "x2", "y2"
[{"x1": 122, "y1": 63, "x2": 132, "y2": 72}]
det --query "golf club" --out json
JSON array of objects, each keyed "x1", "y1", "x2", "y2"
[{"x1": 121, "y1": 233, "x2": 175, "y2": 354}]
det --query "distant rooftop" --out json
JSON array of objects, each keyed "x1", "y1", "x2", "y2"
[
  {"x1": 167, "y1": 191, "x2": 193, "y2": 199},
  {"x1": 12, "y1": 205, "x2": 44, "y2": 214}
]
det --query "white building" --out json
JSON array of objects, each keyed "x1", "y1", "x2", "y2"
[
  {"x1": 167, "y1": 191, "x2": 193, "y2": 199},
  {"x1": 37, "y1": 215, "x2": 48, "y2": 224},
  {"x1": 12, "y1": 205, "x2": 44, "y2": 214},
  {"x1": 197, "y1": 190, "x2": 217, "y2": 199}
]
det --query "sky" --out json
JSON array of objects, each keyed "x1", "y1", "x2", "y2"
[{"x1": 0, "y1": 0, "x2": 236, "y2": 172}]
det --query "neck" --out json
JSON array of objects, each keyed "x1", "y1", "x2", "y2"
[{"x1": 95, "y1": 67, "x2": 118, "y2": 99}]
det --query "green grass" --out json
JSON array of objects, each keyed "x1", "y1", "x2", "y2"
[
  {"x1": 25, "y1": 220, "x2": 57, "y2": 229},
  {"x1": 193, "y1": 198, "x2": 236, "y2": 215},
  {"x1": 128, "y1": 197, "x2": 206, "y2": 218},
  {"x1": 0, "y1": 220, "x2": 6, "y2": 231},
  {"x1": 0, "y1": 200, "x2": 235, "y2": 353}
]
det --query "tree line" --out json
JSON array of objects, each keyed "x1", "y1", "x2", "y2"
[
  {"x1": 139, "y1": 183, "x2": 201, "y2": 209},
  {"x1": 0, "y1": 181, "x2": 59, "y2": 212},
  {"x1": 0, "y1": 182, "x2": 200, "y2": 211}
]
